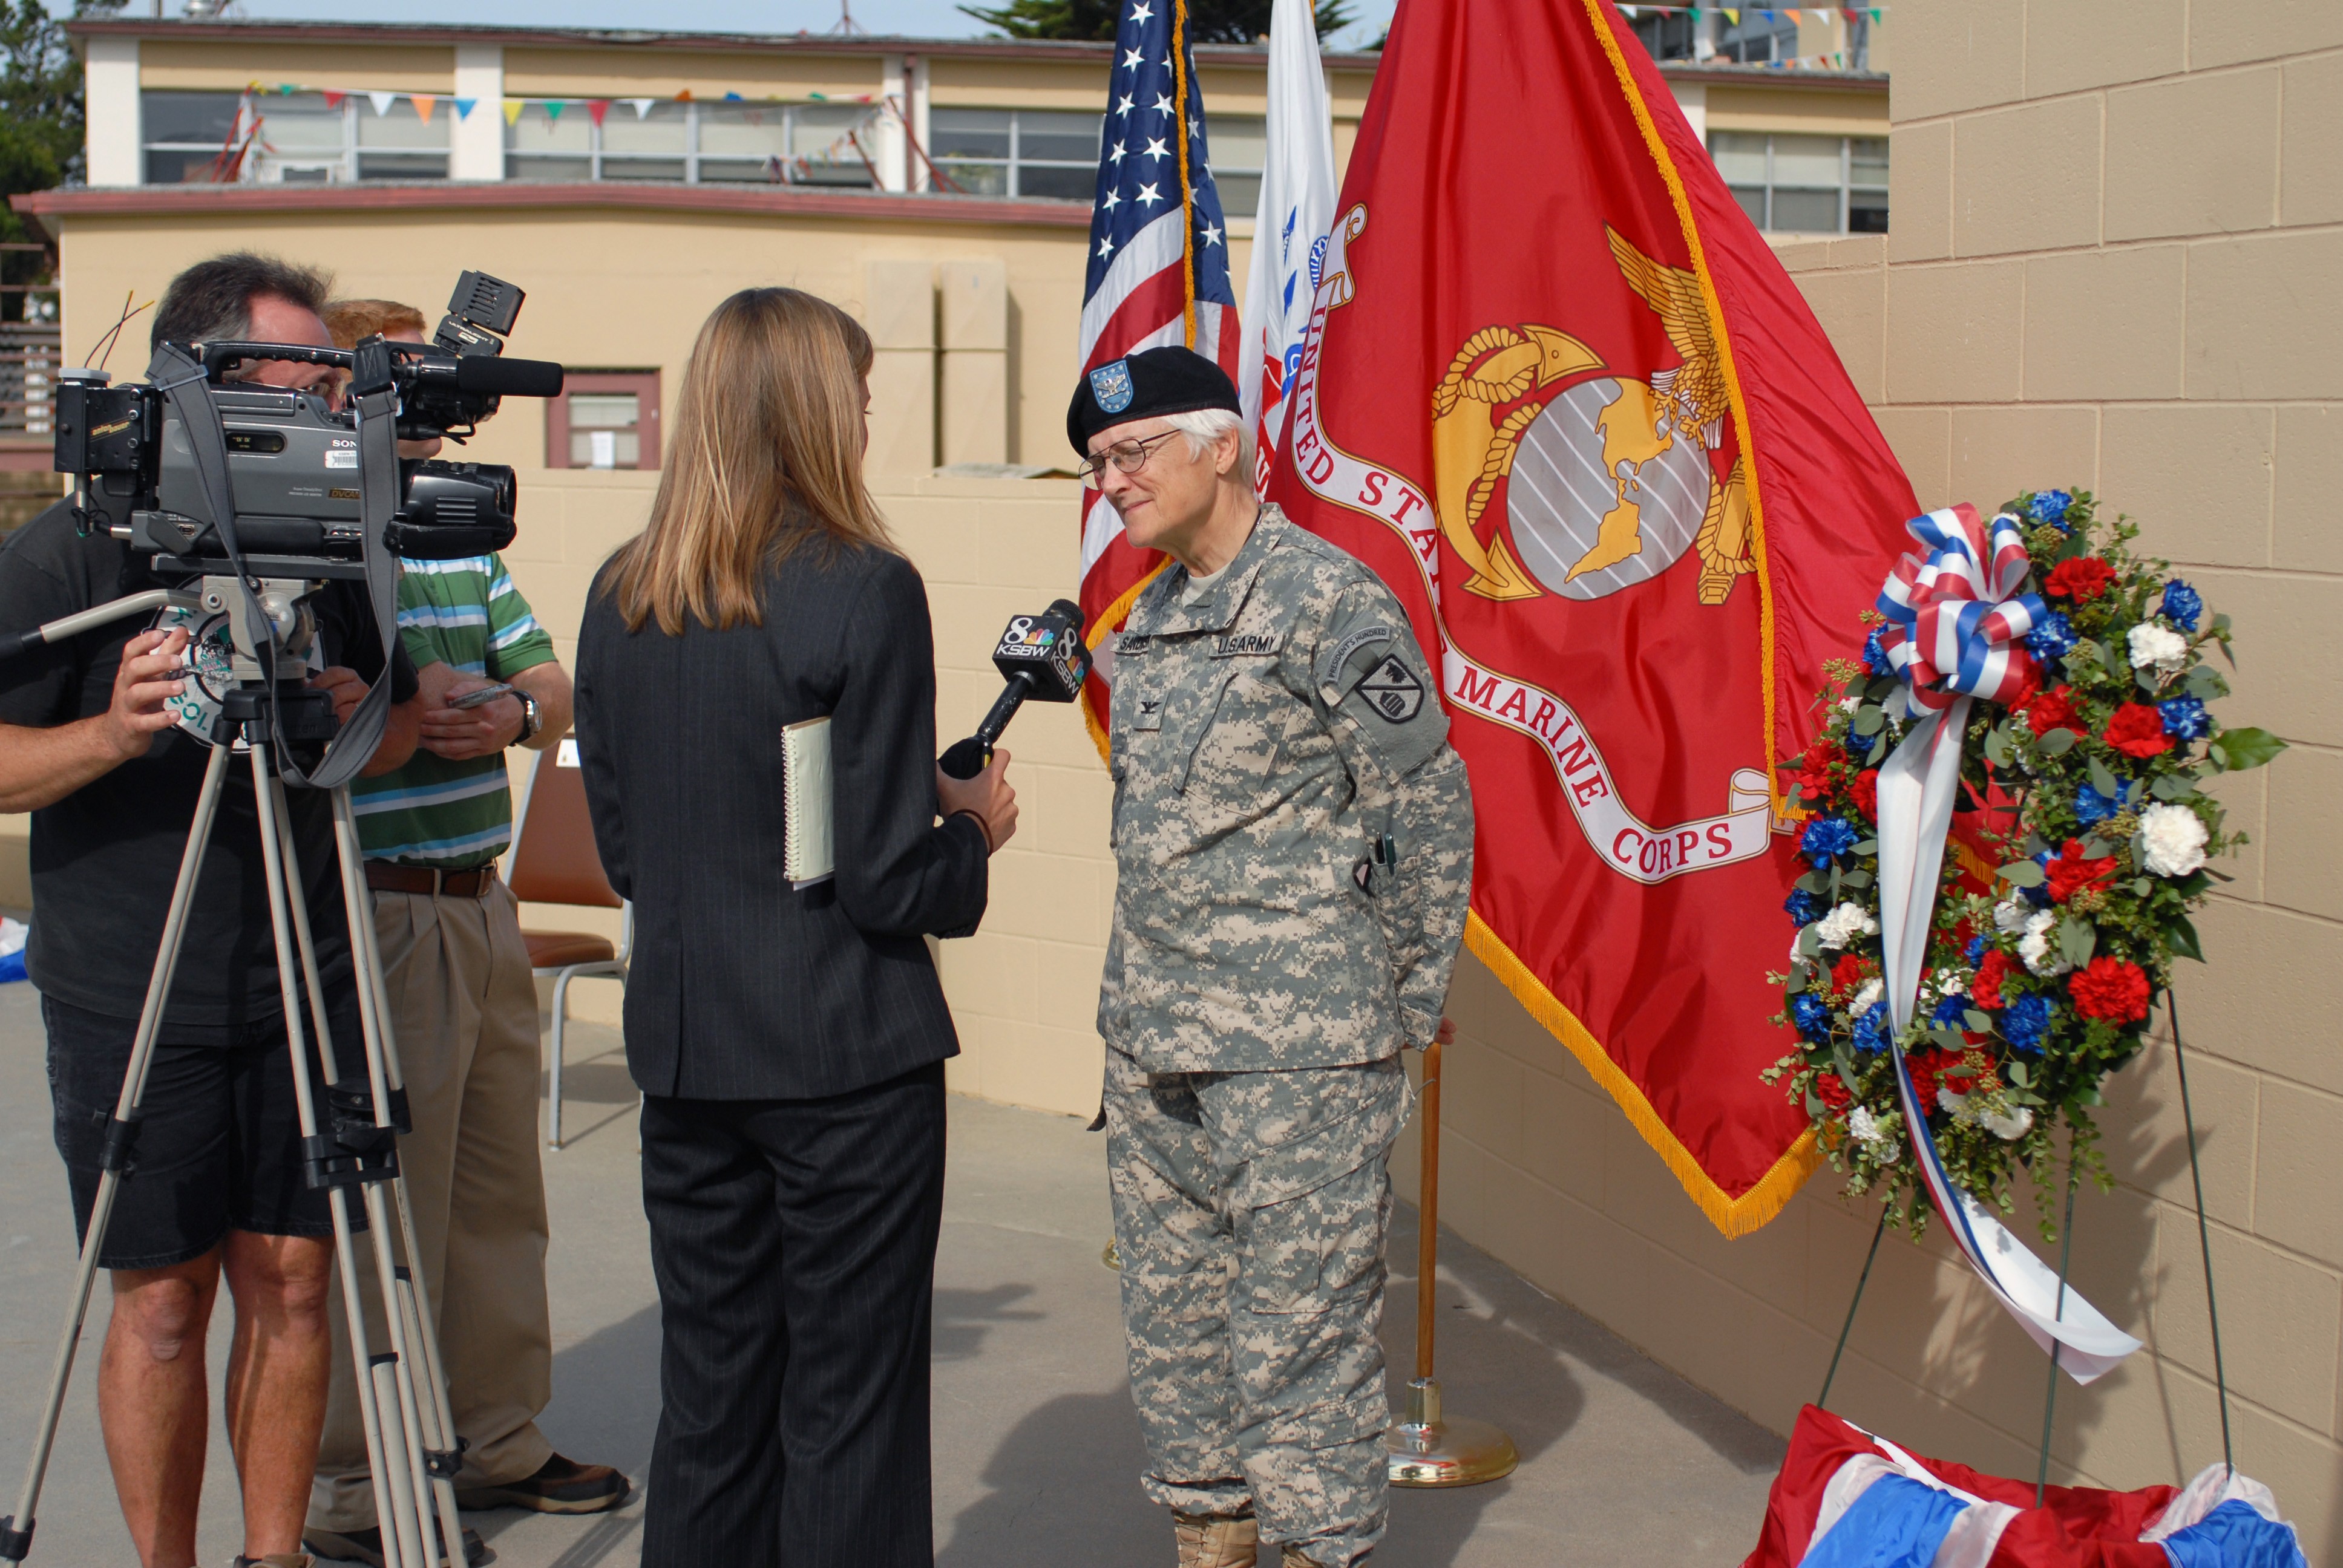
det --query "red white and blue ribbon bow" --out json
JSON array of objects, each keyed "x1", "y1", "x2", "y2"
[
  {"x1": 1869, "y1": 501, "x2": 2141, "y2": 1385},
  {"x1": 1876, "y1": 503, "x2": 2045, "y2": 713}
]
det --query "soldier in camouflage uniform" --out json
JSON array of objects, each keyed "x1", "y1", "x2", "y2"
[{"x1": 1070, "y1": 347, "x2": 1475, "y2": 1568}]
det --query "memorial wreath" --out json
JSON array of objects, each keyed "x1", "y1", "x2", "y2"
[{"x1": 1765, "y1": 489, "x2": 2284, "y2": 1238}]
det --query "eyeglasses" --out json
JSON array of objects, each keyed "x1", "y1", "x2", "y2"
[{"x1": 1078, "y1": 430, "x2": 1182, "y2": 489}]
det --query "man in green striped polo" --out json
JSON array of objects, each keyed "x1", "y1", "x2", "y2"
[{"x1": 307, "y1": 301, "x2": 623, "y2": 1567}]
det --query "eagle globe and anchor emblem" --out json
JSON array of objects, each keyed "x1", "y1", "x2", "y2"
[{"x1": 1432, "y1": 226, "x2": 1753, "y2": 609}]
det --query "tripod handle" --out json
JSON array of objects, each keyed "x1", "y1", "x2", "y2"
[{"x1": 0, "y1": 589, "x2": 187, "y2": 664}]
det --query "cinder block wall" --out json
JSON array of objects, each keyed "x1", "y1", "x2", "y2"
[{"x1": 1418, "y1": 3, "x2": 2343, "y2": 1556}]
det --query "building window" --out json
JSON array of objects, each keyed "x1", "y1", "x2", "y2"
[
  {"x1": 929, "y1": 108, "x2": 1096, "y2": 200},
  {"x1": 1718, "y1": 13, "x2": 1800, "y2": 62},
  {"x1": 503, "y1": 102, "x2": 874, "y2": 186},
  {"x1": 1204, "y1": 116, "x2": 1265, "y2": 219},
  {"x1": 1709, "y1": 132, "x2": 1887, "y2": 234},
  {"x1": 139, "y1": 90, "x2": 449, "y2": 184},
  {"x1": 546, "y1": 371, "x2": 660, "y2": 471}
]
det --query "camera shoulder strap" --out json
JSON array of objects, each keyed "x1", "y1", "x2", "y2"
[{"x1": 146, "y1": 342, "x2": 401, "y2": 790}]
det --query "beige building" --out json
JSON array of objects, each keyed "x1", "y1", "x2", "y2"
[{"x1": 69, "y1": 7, "x2": 2343, "y2": 1562}]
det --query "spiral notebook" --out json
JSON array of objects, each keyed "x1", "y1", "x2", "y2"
[{"x1": 782, "y1": 716, "x2": 834, "y2": 889}]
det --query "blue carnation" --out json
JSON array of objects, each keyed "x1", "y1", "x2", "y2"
[
  {"x1": 1855, "y1": 1002, "x2": 1892, "y2": 1054},
  {"x1": 2024, "y1": 610, "x2": 2078, "y2": 662},
  {"x1": 2160, "y1": 696, "x2": 2210, "y2": 741},
  {"x1": 2002, "y1": 994, "x2": 2054, "y2": 1054},
  {"x1": 2075, "y1": 783, "x2": 2117, "y2": 828},
  {"x1": 1862, "y1": 627, "x2": 1892, "y2": 676},
  {"x1": 1792, "y1": 993, "x2": 1832, "y2": 1039},
  {"x1": 2028, "y1": 489, "x2": 2074, "y2": 531},
  {"x1": 1785, "y1": 889, "x2": 1823, "y2": 926},
  {"x1": 1932, "y1": 991, "x2": 1973, "y2": 1028},
  {"x1": 1965, "y1": 935, "x2": 1986, "y2": 964},
  {"x1": 1800, "y1": 815, "x2": 1860, "y2": 867},
  {"x1": 2160, "y1": 579, "x2": 2203, "y2": 633}
]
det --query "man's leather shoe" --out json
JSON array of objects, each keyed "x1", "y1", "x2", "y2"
[
  {"x1": 453, "y1": 1452, "x2": 629, "y2": 1515},
  {"x1": 302, "y1": 1523, "x2": 490, "y2": 1567}
]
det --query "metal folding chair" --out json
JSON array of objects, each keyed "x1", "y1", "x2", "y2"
[{"x1": 506, "y1": 737, "x2": 629, "y2": 1149}]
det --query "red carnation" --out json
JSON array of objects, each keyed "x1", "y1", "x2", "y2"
[
  {"x1": 1830, "y1": 954, "x2": 1869, "y2": 996},
  {"x1": 2045, "y1": 557, "x2": 2115, "y2": 603},
  {"x1": 1850, "y1": 769, "x2": 1879, "y2": 821},
  {"x1": 1907, "y1": 1048, "x2": 1973, "y2": 1109},
  {"x1": 2045, "y1": 838, "x2": 2117, "y2": 903},
  {"x1": 2105, "y1": 703, "x2": 2173, "y2": 760},
  {"x1": 2025, "y1": 685, "x2": 2080, "y2": 737},
  {"x1": 2069, "y1": 956, "x2": 2151, "y2": 1024},
  {"x1": 1797, "y1": 737, "x2": 1847, "y2": 797},
  {"x1": 1971, "y1": 949, "x2": 2012, "y2": 1010},
  {"x1": 1815, "y1": 1072, "x2": 1852, "y2": 1113}
]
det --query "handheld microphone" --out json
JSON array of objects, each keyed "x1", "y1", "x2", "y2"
[{"x1": 940, "y1": 599, "x2": 1092, "y2": 780}]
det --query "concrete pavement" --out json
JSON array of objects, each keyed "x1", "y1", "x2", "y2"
[{"x1": 0, "y1": 984, "x2": 1783, "y2": 1566}]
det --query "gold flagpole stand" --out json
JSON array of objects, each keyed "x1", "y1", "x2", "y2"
[{"x1": 1387, "y1": 1035, "x2": 1518, "y2": 1487}]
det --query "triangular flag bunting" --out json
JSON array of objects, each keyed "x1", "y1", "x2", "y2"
[
  {"x1": 545, "y1": 100, "x2": 566, "y2": 120},
  {"x1": 723, "y1": 90, "x2": 744, "y2": 101},
  {"x1": 412, "y1": 94, "x2": 435, "y2": 123},
  {"x1": 454, "y1": 97, "x2": 476, "y2": 119},
  {"x1": 502, "y1": 99, "x2": 525, "y2": 125},
  {"x1": 322, "y1": 90, "x2": 345, "y2": 109},
  {"x1": 626, "y1": 97, "x2": 654, "y2": 118},
  {"x1": 675, "y1": 89, "x2": 693, "y2": 102},
  {"x1": 1723, "y1": 7, "x2": 1738, "y2": 19},
  {"x1": 278, "y1": 83, "x2": 296, "y2": 96},
  {"x1": 587, "y1": 99, "x2": 611, "y2": 126},
  {"x1": 368, "y1": 91, "x2": 395, "y2": 117}
]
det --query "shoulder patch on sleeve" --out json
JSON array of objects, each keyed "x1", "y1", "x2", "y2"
[
  {"x1": 1351, "y1": 654, "x2": 1426, "y2": 722},
  {"x1": 1335, "y1": 647, "x2": 1449, "y2": 774},
  {"x1": 1317, "y1": 624, "x2": 1396, "y2": 693}
]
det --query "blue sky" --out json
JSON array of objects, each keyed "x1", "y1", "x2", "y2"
[{"x1": 102, "y1": 0, "x2": 1395, "y2": 55}]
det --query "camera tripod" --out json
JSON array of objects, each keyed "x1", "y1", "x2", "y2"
[{"x1": 1, "y1": 578, "x2": 470, "y2": 1568}]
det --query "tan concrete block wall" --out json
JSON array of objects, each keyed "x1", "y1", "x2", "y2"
[{"x1": 1406, "y1": 5, "x2": 2343, "y2": 1558}]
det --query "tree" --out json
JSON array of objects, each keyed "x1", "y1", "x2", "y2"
[
  {"x1": 959, "y1": 0, "x2": 1360, "y2": 47},
  {"x1": 0, "y1": 0, "x2": 126, "y2": 321}
]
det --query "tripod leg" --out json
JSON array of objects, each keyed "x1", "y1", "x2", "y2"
[
  {"x1": 265, "y1": 781, "x2": 441, "y2": 1568},
  {"x1": 327, "y1": 790, "x2": 468, "y2": 1557},
  {"x1": 245, "y1": 748, "x2": 428, "y2": 1568},
  {"x1": 0, "y1": 744, "x2": 234, "y2": 1563}
]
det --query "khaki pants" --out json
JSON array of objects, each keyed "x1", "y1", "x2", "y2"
[{"x1": 309, "y1": 877, "x2": 555, "y2": 1532}]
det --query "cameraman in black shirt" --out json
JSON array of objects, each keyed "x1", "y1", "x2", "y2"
[{"x1": 0, "y1": 253, "x2": 420, "y2": 1568}]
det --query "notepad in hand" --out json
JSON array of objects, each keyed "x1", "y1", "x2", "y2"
[{"x1": 782, "y1": 716, "x2": 834, "y2": 889}]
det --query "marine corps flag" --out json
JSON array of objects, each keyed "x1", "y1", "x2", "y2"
[{"x1": 1267, "y1": 0, "x2": 1918, "y2": 1233}]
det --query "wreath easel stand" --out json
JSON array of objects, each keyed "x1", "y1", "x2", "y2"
[{"x1": 1814, "y1": 991, "x2": 2235, "y2": 1501}]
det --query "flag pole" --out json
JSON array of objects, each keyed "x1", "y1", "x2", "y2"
[
  {"x1": 1386, "y1": 1035, "x2": 1518, "y2": 1487},
  {"x1": 1173, "y1": 0, "x2": 1197, "y2": 348}
]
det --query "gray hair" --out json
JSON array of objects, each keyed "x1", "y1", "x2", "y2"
[
  {"x1": 151, "y1": 252, "x2": 334, "y2": 363},
  {"x1": 1164, "y1": 406, "x2": 1253, "y2": 482}
]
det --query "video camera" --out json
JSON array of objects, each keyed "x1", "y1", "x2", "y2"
[{"x1": 52, "y1": 269, "x2": 562, "y2": 577}]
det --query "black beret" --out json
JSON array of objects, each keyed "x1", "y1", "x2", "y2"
[{"x1": 1067, "y1": 345, "x2": 1242, "y2": 456}]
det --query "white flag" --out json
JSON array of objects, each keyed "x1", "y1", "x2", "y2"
[{"x1": 1237, "y1": 0, "x2": 1336, "y2": 492}]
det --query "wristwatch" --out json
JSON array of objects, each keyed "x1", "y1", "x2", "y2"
[{"x1": 509, "y1": 689, "x2": 542, "y2": 748}]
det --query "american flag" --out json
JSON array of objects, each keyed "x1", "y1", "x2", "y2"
[{"x1": 1075, "y1": 0, "x2": 1242, "y2": 751}]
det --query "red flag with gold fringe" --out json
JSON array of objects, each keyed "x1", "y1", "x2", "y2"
[{"x1": 1265, "y1": 0, "x2": 1917, "y2": 1232}]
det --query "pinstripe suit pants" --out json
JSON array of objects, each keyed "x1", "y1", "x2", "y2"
[{"x1": 638, "y1": 1063, "x2": 946, "y2": 1567}]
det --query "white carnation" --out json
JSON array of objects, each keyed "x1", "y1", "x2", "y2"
[
  {"x1": 1993, "y1": 898, "x2": 2030, "y2": 934},
  {"x1": 1938, "y1": 1086, "x2": 1972, "y2": 1119},
  {"x1": 1847, "y1": 1106, "x2": 1899, "y2": 1161},
  {"x1": 1981, "y1": 1104, "x2": 2035, "y2": 1142},
  {"x1": 1839, "y1": 695, "x2": 1861, "y2": 713},
  {"x1": 2018, "y1": 908, "x2": 2069, "y2": 977},
  {"x1": 2140, "y1": 802, "x2": 2210, "y2": 878},
  {"x1": 1814, "y1": 901, "x2": 1879, "y2": 950},
  {"x1": 1851, "y1": 978, "x2": 1884, "y2": 1011},
  {"x1": 2129, "y1": 621, "x2": 2190, "y2": 675}
]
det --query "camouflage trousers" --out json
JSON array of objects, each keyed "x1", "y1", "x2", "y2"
[{"x1": 1104, "y1": 1047, "x2": 1412, "y2": 1568}]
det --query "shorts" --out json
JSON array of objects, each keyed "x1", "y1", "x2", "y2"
[{"x1": 44, "y1": 993, "x2": 364, "y2": 1270}]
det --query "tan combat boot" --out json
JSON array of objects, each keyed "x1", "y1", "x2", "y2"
[{"x1": 1173, "y1": 1508, "x2": 1259, "y2": 1568}]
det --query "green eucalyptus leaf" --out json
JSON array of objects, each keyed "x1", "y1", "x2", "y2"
[
  {"x1": 1985, "y1": 727, "x2": 2013, "y2": 767},
  {"x1": 1853, "y1": 838, "x2": 1879, "y2": 855},
  {"x1": 2001, "y1": 859, "x2": 2048, "y2": 888},
  {"x1": 1786, "y1": 963, "x2": 1810, "y2": 995},
  {"x1": 2059, "y1": 915, "x2": 2097, "y2": 968},
  {"x1": 2151, "y1": 773, "x2": 2199, "y2": 802},
  {"x1": 2185, "y1": 665, "x2": 2229, "y2": 700},
  {"x1": 2166, "y1": 914, "x2": 2204, "y2": 963},
  {"x1": 1797, "y1": 869, "x2": 1832, "y2": 893},
  {"x1": 2087, "y1": 756, "x2": 2121, "y2": 797},
  {"x1": 2039, "y1": 728, "x2": 2078, "y2": 757},
  {"x1": 2132, "y1": 877, "x2": 2153, "y2": 896},
  {"x1": 2080, "y1": 836, "x2": 2113, "y2": 859},
  {"x1": 1964, "y1": 1008, "x2": 1994, "y2": 1033},
  {"x1": 1852, "y1": 704, "x2": 1886, "y2": 736},
  {"x1": 1798, "y1": 926, "x2": 1824, "y2": 958},
  {"x1": 1841, "y1": 869, "x2": 1875, "y2": 889},
  {"x1": 2007, "y1": 1059, "x2": 2031, "y2": 1088},
  {"x1": 2214, "y1": 727, "x2": 2287, "y2": 771}
]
